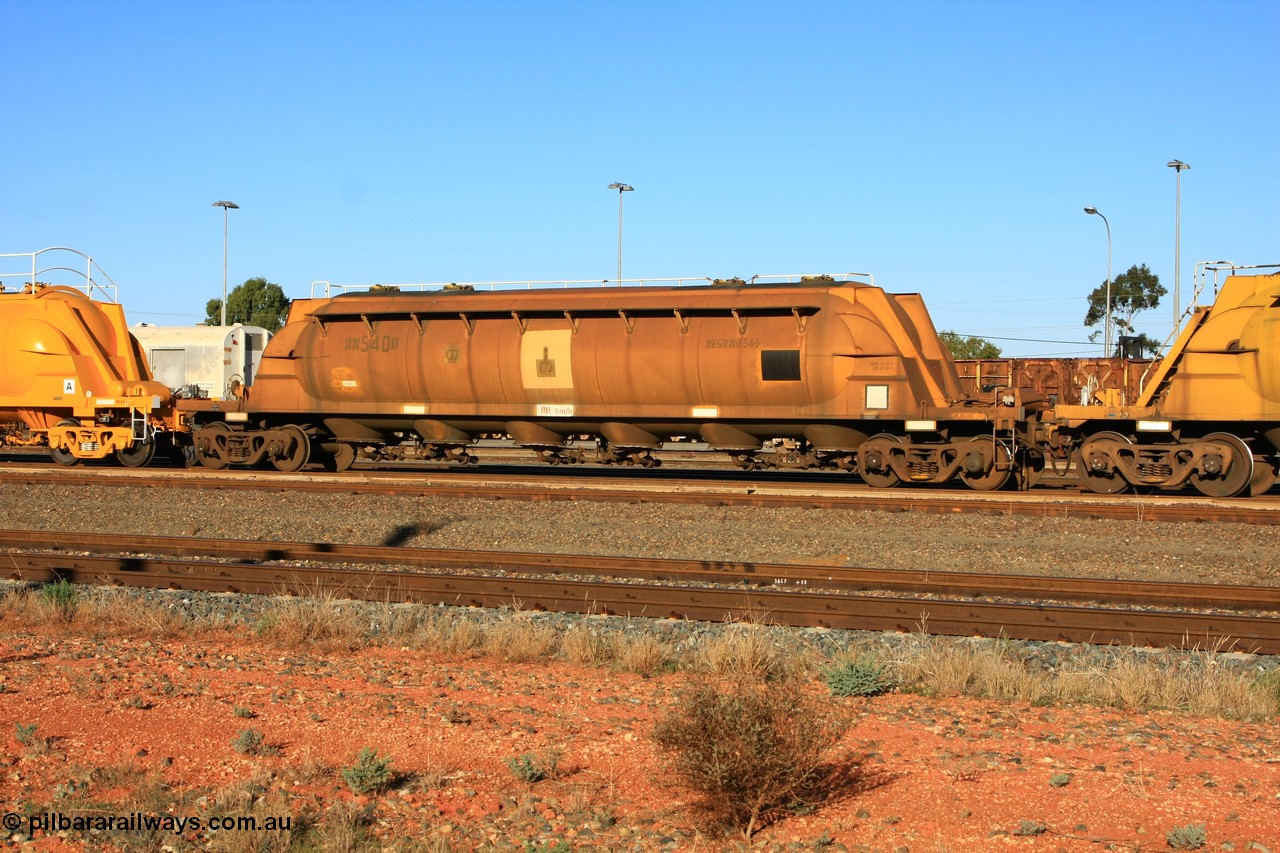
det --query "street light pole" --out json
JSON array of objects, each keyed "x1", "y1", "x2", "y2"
[
  {"x1": 212, "y1": 200, "x2": 240, "y2": 325},
  {"x1": 1084, "y1": 206, "x2": 1112, "y2": 358},
  {"x1": 1167, "y1": 160, "x2": 1190, "y2": 336},
  {"x1": 606, "y1": 183, "x2": 633, "y2": 285}
]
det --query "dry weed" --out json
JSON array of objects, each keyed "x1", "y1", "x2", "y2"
[
  {"x1": 286, "y1": 746, "x2": 332, "y2": 785},
  {"x1": 484, "y1": 611, "x2": 559, "y2": 662},
  {"x1": 0, "y1": 583, "x2": 198, "y2": 639},
  {"x1": 205, "y1": 786, "x2": 297, "y2": 853},
  {"x1": 613, "y1": 632, "x2": 673, "y2": 675},
  {"x1": 1054, "y1": 648, "x2": 1278, "y2": 718},
  {"x1": 693, "y1": 622, "x2": 791, "y2": 682},
  {"x1": 654, "y1": 676, "x2": 854, "y2": 839},
  {"x1": 881, "y1": 636, "x2": 1279, "y2": 721},
  {"x1": 0, "y1": 584, "x2": 74, "y2": 627},
  {"x1": 440, "y1": 616, "x2": 489, "y2": 655},
  {"x1": 561, "y1": 622, "x2": 617, "y2": 666},
  {"x1": 314, "y1": 799, "x2": 376, "y2": 853},
  {"x1": 255, "y1": 592, "x2": 365, "y2": 650},
  {"x1": 366, "y1": 600, "x2": 426, "y2": 642}
]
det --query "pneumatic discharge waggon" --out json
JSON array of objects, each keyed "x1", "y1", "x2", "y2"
[
  {"x1": 0, "y1": 249, "x2": 180, "y2": 466},
  {"x1": 4, "y1": 247, "x2": 1278, "y2": 498},
  {"x1": 173, "y1": 263, "x2": 1280, "y2": 497}
]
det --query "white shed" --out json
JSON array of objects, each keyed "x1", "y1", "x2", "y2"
[{"x1": 131, "y1": 324, "x2": 271, "y2": 400}]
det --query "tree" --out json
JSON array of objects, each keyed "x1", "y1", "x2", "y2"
[
  {"x1": 206, "y1": 277, "x2": 291, "y2": 332},
  {"x1": 1084, "y1": 264, "x2": 1165, "y2": 355},
  {"x1": 939, "y1": 330, "x2": 1003, "y2": 359}
]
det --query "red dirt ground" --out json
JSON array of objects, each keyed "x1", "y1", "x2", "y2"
[{"x1": 1, "y1": 625, "x2": 1278, "y2": 851}]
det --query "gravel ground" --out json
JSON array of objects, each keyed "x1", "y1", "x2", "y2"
[
  {"x1": 1, "y1": 482, "x2": 1277, "y2": 587},
  {"x1": 3, "y1": 481, "x2": 1278, "y2": 676},
  {"x1": 5, "y1": 480, "x2": 1279, "y2": 851}
]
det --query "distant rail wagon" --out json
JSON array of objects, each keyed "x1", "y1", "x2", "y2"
[{"x1": 132, "y1": 323, "x2": 272, "y2": 400}]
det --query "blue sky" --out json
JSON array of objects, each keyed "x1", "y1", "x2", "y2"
[{"x1": 2, "y1": 0, "x2": 1275, "y2": 356}]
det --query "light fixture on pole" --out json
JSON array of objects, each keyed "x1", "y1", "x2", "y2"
[
  {"x1": 1166, "y1": 160, "x2": 1190, "y2": 336},
  {"x1": 1084, "y1": 206, "x2": 1112, "y2": 358},
  {"x1": 212, "y1": 200, "x2": 240, "y2": 326},
  {"x1": 607, "y1": 183, "x2": 633, "y2": 285}
]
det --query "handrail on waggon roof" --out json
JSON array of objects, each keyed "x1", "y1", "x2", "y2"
[
  {"x1": 309, "y1": 272, "x2": 876, "y2": 298},
  {"x1": 0, "y1": 247, "x2": 120, "y2": 302}
]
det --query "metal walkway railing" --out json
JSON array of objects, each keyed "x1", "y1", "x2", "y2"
[{"x1": 0, "y1": 247, "x2": 120, "y2": 301}]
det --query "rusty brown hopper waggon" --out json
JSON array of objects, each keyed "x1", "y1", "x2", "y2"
[
  {"x1": 174, "y1": 266, "x2": 1280, "y2": 496},
  {"x1": 177, "y1": 274, "x2": 1048, "y2": 490},
  {"x1": 8, "y1": 251, "x2": 1279, "y2": 497}
]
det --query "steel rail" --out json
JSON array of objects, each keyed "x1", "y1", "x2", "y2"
[
  {"x1": 2, "y1": 550, "x2": 1276, "y2": 653},
  {"x1": 1, "y1": 530, "x2": 1276, "y2": 612},
  {"x1": 3, "y1": 467, "x2": 1279, "y2": 525}
]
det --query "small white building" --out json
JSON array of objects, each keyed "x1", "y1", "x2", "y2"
[{"x1": 131, "y1": 324, "x2": 271, "y2": 400}]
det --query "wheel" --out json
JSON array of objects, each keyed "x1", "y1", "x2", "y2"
[
  {"x1": 857, "y1": 434, "x2": 902, "y2": 488},
  {"x1": 1190, "y1": 432, "x2": 1253, "y2": 498},
  {"x1": 959, "y1": 437, "x2": 1012, "y2": 491},
  {"x1": 270, "y1": 425, "x2": 311, "y2": 472},
  {"x1": 115, "y1": 439, "x2": 156, "y2": 468},
  {"x1": 1250, "y1": 459, "x2": 1277, "y2": 497},
  {"x1": 196, "y1": 422, "x2": 232, "y2": 470},
  {"x1": 48, "y1": 418, "x2": 81, "y2": 467},
  {"x1": 1078, "y1": 431, "x2": 1132, "y2": 495},
  {"x1": 320, "y1": 442, "x2": 357, "y2": 473}
]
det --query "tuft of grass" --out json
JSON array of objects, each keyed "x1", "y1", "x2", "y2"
[
  {"x1": 255, "y1": 592, "x2": 365, "y2": 650},
  {"x1": 484, "y1": 611, "x2": 559, "y2": 662},
  {"x1": 432, "y1": 615, "x2": 488, "y2": 655},
  {"x1": 561, "y1": 623, "x2": 617, "y2": 666},
  {"x1": 613, "y1": 633, "x2": 673, "y2": 676},
  {"x1": 884, "y1": 636, "x2": 1280, "y2": 720},
  {"x1": 206, "y1": 771, "x2": 301, "y2": 852},
  {"x1": 1049, "y1": 772, "x2": 1072, "y2": 788},
  {"x1": 341, "y1": 747, "x2": 394, "y2": 795},
  {"x1": 693, "y1": 621, "x2": 792, "y2": 682},
  {"x1": 653, "y1": 678, "x2": 853, "y2": 839},
  {"x1": 314, "y1": 799, "x2": 376, "y2": 851}
]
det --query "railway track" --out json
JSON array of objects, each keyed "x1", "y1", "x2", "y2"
[
  {"x1": 3, "y1": 463, "x2": 1280, "y2": 525},
  {"x1": 3, "y1": 530, "x2": 1277, "y2": 654}
]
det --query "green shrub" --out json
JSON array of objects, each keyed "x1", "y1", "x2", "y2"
[
  {"x1": 1049, "y1": 772, "x2": 1072, "y2": 787},
  {"x1": 1166, "y1": 823, "x2": 1206, "y2": 850},
  {"x1": 342, "y1": 748, "x2": 394, "y2": 794},
  {"x1": 653, "y1": 679, "x2": 852, "y2": 838},
  {"x1": 14, "y1": 722, "x2": 39, "y2": 747},
  {"x1": 1014, "y1": 819, "x2": 1046, "y2": 836},
  {"x1": 823, "y1": 657, "x2": 892, "y2": 697},
  {"x1": 506, "y1": 749, "x2": 561, "y2": 783},
  {"x1": 40, "y1": 578, "x2": 77, "y2": 615},
  {"x1": 232, "y1": 729, "x2": 265, "y2": 755}
]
